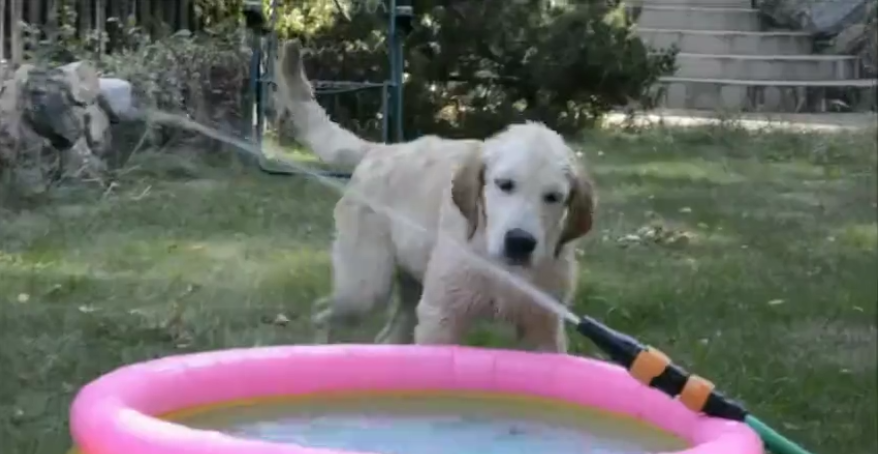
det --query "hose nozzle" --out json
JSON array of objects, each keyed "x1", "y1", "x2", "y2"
[{"x1": 575, "y1": 317, "x2": 747, "y2": 421}]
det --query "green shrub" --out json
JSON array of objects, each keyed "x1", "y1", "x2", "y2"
[
  {"x1": 291, "y1": 0, "x2": 677, "y2": 139},
  {"x1": 98, "y1": 23, "x2": 250, "y2": 146},
  {"x1": 17, "y1": 12, "x2": 251, "y2": 153}
]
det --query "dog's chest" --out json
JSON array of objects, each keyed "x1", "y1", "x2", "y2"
[{"x1": 482, "y1": 262, "x2": 573, "y2": 319}]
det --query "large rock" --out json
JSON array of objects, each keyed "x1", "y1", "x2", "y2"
[
  {"x1": 0, "y1": 61, "x2": 116, "y2": 197},
  {"x1": 98, "y1": 78, "x2": 139, "y2": 121},
  {"x1": 60, "y1": 61, "x2": 101, "y2": 105},
  {"x1": 85, "y1": 104, "x2": 111, "y2": 156},
  {"x1": 758, "y1": 0, "x2": 870, "y2": 36},
  {"x1": 826, "y1": 1, "x2": 877, "y2": 77},
  {"x1": 21, "y1": 67, "x2": 87, "y2": 150},
  {"x1": 1, "y1": 65, "x2": 40, "y2": 192}
]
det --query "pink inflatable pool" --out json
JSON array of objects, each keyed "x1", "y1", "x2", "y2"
[{"x1": 69, "y1": 345, "x2": 763, "y2": 454}]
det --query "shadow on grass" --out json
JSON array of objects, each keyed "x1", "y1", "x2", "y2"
[{"x1": 1, "y1": 125, "x2": 876, "y2": 454}]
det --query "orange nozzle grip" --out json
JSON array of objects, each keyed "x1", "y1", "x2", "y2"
[{"x1": 629, "y1": 347, "x2": 671, "y2": 386}]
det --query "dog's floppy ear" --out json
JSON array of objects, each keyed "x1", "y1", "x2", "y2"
[
  {"x1": 278, "y1": 40, "x2": 314, "y2": 101},
  {"x1": 451, "y1": 145, "x2": 485, "y2": 240},
  {"x1": 556, "y1": 164, "x2": 596, "y2": 256}
]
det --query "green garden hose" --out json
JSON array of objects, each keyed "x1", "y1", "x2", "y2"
[
  {"x1": 745, "y1": 415, "x2": 813, "y2": 454},
  {"x1": 572, "y1": 315, "x2": 816, "y2": 454}
]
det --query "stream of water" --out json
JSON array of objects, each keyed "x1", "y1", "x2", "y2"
[{"x1": 147, "y1": 110, "x2": 582, "y2": 326}]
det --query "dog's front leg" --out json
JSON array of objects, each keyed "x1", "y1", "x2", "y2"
[
  {"x1": 413, "y1": 297, "x2": 471, "y2": 345},
  {"x1": 518, "y1": 313, "x2": 568, "y2": 354},
  {"x1": 375, "y1": 273, "x2": 422, "y2": 344}
]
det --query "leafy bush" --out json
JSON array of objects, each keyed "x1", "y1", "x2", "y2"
[
  {"x1": 290, "y1": 0, "x2": 677, "y2": 139},
  {"x1": 99, "y1": 23, "x2": 250, "y2": 137},
  {"x1": 18, "y1": 12, "x2": 250, "y2": 152},
  {"x1": 9, "y1": 0, "x2": 676, "y2": 154}
]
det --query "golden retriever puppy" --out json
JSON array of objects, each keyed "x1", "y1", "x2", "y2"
[{"x1": 273, "y1": 40, "x2": 596, "y2": 352}]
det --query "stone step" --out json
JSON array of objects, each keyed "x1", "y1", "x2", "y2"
[
  {"x1": 674, "y1": 53, "x2": 859, "y2": 81},
  {"x1": 653, "y1": 77, "x2": 877, "y2": 112},
  {"x1": 637, "y1": 6, "x2": 761, "y2": 31},
  {"x1": 638, "y1": 29, "x2": 812, "y2": 55},
  {"x1": 606, "y1": 109, "x2": 878, "y2": 131},
  {"x1": 627, "y1": 0, "x2": 753, "y2": 8}
]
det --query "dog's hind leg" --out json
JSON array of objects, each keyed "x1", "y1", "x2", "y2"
[
  {"x1": 375, "y1": 271, "x2": 422, "y2": 344},
  {"x1": 312, "y1": 218, "x2": 395, "y2": 344}
]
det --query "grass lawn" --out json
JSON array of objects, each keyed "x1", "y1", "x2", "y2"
[{"x1": 1, "y1": 124, "x2": 876, "y2": 454}]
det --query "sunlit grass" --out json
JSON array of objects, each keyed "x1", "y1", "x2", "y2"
[{"x1": 1, "y1": 125, "x2": 876, "y2": 454}]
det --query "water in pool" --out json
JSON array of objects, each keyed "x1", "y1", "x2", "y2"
[{"x1": 174, "y1": 393, "x2": 689, "y2": 454}]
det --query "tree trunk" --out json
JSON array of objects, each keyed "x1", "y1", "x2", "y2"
[
  {"x1": 137, "y1": 0, "x2": 152, "y2": 34},
  {"x1": 106, "y1": 0, "x2": 123, "y2": 53},
  {"x1": 1, "y1": 0, "x2": 7, "y2": 64},
  {"x1": 11, "y1": 0, "x2": 23, "y2": 65},
  {"x1": 150, "y1": 0, "x2": 162, "y2": 36},
  {"x1": 178, "y1": 0, "x2": 191, "y2": 31},
  {"x1": 109, "y1": 0, "x2": 122, "y2": 20},
  {"x1": 95, "y1": 0, "x2": 106, "y2": 55},
  {"x1": 45, "y1": 0, "x2": 58, "y2": 44},
  {"x1": 79, "y1": 0, "x2": 93, "y2": 41},
  {"x1": 27, "y1": 0, "x2": 42, "y2": 26}
]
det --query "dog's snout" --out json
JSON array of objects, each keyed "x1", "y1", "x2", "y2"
[{"x1": 503, "y1": 228, "x2": 537, "y2": 261}]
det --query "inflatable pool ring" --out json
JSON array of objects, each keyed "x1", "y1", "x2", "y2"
[{"x1": 69, "y1": 345, "x2": 763, "y2": 454}]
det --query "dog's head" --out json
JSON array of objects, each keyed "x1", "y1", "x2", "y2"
[{"x1": 452, "y1": 122, "x2": 596, "y2": 268}]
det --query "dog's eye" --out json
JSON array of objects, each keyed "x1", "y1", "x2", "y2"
[
  {"x1": 495, "y1": 179, "x2": 515, "y2": 193},
  {"x1": 543, "y1": 192, "x2": 563, "y2": 204}
]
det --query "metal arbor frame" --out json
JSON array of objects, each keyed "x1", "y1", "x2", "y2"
[{"x1": 243, "y1": 0, "x2": 410, "y2": 175}]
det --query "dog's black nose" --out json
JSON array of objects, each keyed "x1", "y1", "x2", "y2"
[{"x1": 503, "y1": 228, "x2": 537, "y2": 261}]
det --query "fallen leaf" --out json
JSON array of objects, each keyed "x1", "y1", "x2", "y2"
[
  {"x1": 667, "y1": 232, "x2": 693, "y2": 247},
  {"x1": 273, "y1": 314, "x2": 291, "y2": 326},
  {"x1": 16, "y1": 293, "x2": 30, "y2": 303},
  {"x1": 618, "y1": 234, "x2": 642, "y2": 243},
  {"x1": 44, "y1": 284, "x2": 64, "y2": 297}
]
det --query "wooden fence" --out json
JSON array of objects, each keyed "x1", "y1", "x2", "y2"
[{"x1": 0, "y1": 0, "x2": 237, "y2": 67}]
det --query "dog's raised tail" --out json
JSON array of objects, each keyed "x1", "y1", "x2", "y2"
[{"x1": 273, "y1": 40, "x2": 373, "y2": 168}]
